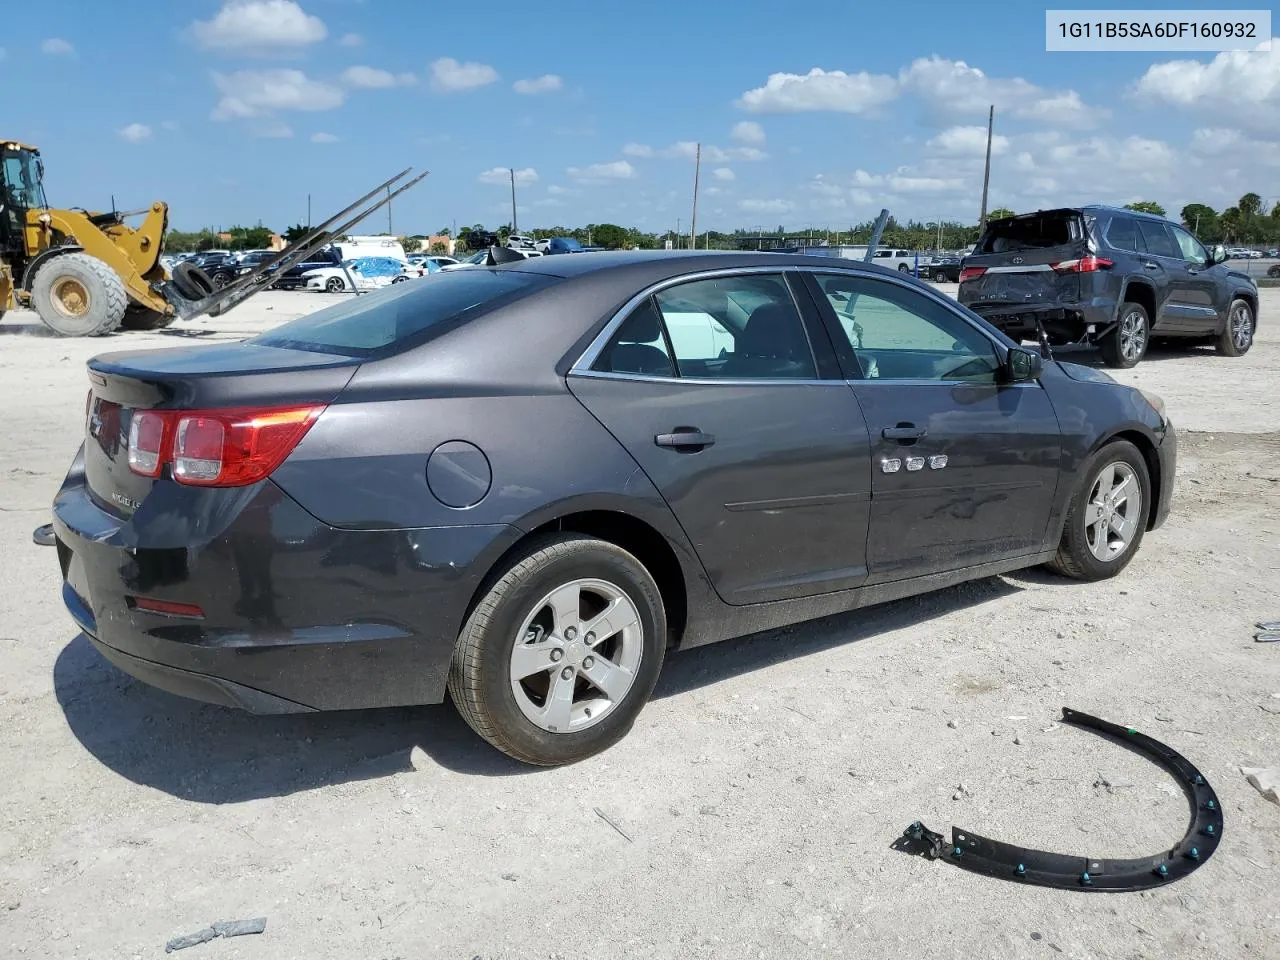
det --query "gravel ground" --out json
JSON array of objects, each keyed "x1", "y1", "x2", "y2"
[{"x1": 1, "y1": 286, "x2": 1278, "y2": 960}]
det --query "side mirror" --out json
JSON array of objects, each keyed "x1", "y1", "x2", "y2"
[
  {"x1": 1210, "y1": 244, "x2": 1227, "y2": 265},
  {"x1": 1005, "y1": 346, "x2": 1043, "y2": 382}
]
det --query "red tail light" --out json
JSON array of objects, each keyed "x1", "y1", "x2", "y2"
[
  {"x1": 126, "y1": 404, "x2": 325, "y2": 486},
  {"x1": 1051, "y1": 256, "x2": 1113, "y2": 273},
  {"x1": 130, "y1": 597, "x2": 205, "y2": 619},
  {"x1": 959, "y1": 266, "x2": 987, "y2": 282}
]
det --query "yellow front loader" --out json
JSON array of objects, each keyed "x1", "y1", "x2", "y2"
[{"x1": 0, "y1": 139, "x2": 426, "y2": 336}]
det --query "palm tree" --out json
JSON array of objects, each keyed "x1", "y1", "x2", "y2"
[{"x1": 1238, "y1": 193, "x2": 1262, "y2": 218}]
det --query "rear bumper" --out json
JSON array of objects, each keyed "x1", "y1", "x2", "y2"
[
  {"x1": 964, "y1": 299, "x2": 1115, "y2": 341},
  {"x1": 53, "y1": 453, "x2": 520, "y2": 712}
]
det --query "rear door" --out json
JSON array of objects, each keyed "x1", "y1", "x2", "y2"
[
  {"x1": 959, "y1": 209, "x2": 1088, "y2": 310},
  {"x1": 568, "y1": 270, "x2": 874, "y2": 605},
  {"x1": 805, "y1": 271, "x2": 1061, "y2": 583},
  {"x1": 1133, "y1": 219, "x2": 1184, "y2": 328}
]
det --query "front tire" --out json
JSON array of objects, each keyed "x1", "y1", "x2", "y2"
[
  {"x1": 1216, "y1": 298, "x2": 1254, "y2": 357},
  {"x1": 325, "y1": 276, "x2": 345, "y2": 293},
  {"x1": 30, "y1": 253, "x2": 128, "y2": 336},
  {"x1": 448, "y1": 534, "x2": 666, "y2": 766},
  {"x1": 1047, "y1": 440, "x2": 1151, "y2": 582},
  {"x1": 1100, "y1": 302, "x2": 1149, "y2": 369}
]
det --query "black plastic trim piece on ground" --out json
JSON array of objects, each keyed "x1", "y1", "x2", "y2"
[{"x1": 904, "y1": 707, "x2": 1222, "y2": 892}]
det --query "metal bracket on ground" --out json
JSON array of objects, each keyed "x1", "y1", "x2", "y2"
[{"x1": 901, "y1": 707, "x2": 1222, "y2": 892}]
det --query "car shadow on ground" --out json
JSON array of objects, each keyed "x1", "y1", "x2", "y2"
[
  {"x1": 55, "y1": 576, "x2": 1022, "y2": 802},
  {"x1": 1044, "y1": 343, "x2": 1214, "y2": 367}
]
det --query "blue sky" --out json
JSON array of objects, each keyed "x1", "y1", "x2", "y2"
[{"x1": 7, "y1": 1, "x2": 1278, "y2": 235}]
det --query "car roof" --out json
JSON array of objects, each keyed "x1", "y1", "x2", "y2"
[{"x1": 504, "y1": 248, "x2": 906, "y2": 282}]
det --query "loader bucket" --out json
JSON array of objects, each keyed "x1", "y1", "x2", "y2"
[{"x1": 160, "y1": 167, "x2": 429, "y2": 321}]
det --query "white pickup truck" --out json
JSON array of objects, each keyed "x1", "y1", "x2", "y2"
[{"x1": 867, "y1": 248, "x2": 923, "y2": 273}]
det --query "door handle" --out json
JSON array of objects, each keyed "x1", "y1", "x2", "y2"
[
  {"x1": 882, "y1": 425, "x2": 927, "y2": 441},
  {"x1": 1143, "y1": 262, "x2": 1160, "y2": 271},
  {"x1": 655, "y1": 429, "x2": 716, "y2": 450}
]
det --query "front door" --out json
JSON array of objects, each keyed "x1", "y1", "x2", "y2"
[
  {"x1": 1168, "y1": 223, "x2": 1228, "y2": 334},
  {"x1": 804, "y1": 272, "x2": 1062, "y2": 583},
  {"x1": 569, "y1": 271, "x2": 873, "y2": 605}
]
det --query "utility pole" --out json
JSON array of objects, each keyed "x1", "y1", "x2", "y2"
[
  {"x1": 676, "y1": 218, "x2": 682, "y2": 249},
  {"x1": 307, "y1": 193, "x2": 311, "y2": 230},
  {"x1": 978, "y1": 105, "x2": 994, "y2": 229},
  {"x1": 510, "y1": 168, "x2": 518, "y2": 234},
  {"x1": 386, "y1": 185, "x2": 393, "y2": 235},
  {"x1": 690, "y1": 143, "x2": 701, "y2": 251}
]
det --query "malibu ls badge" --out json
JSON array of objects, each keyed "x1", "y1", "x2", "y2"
[{"x1": 112, "y1": 492, "x2": 141, "y2": 510}]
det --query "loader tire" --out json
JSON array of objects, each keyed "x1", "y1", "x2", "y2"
[
  {"x1": 120, "y1": 305, "x2": 176, "y2": 331},
  {"x1": 31, "y1": 253, "x2": 128, "y2": 337}
]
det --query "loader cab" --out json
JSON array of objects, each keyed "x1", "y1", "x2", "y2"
[{"x1": 1, "y1": 142, "x2": 47, "y2": 256}]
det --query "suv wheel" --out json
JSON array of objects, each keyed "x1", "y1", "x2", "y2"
[
  {"x1": 448, "y1": 534, "x2": 666, "y2": 766},
  {"x1": 1216, "y1": 298, "x2": 1254, "y2": 357},
  {"x1": 1100, "y1": 302, "x2": 1149, "y2": 369},
  {"x1": 897, "y1": 263, "x2": 911, "y2": 274}
]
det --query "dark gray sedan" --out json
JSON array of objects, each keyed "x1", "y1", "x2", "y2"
[{"x1": 53, "y1": 251, "x2": 1175, "y2": 765}]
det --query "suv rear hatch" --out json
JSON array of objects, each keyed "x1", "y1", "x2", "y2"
[
  {"x1": 83, "y1": 342, "x2": 360, "y2": 521},
  {"x1": 959, "y1": 208, "x2": 1092, "y2": 310}
]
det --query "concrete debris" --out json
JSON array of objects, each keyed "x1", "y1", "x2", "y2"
[
  {"x1": 165, "y1": 917, "x2": 266, "y2": 952},
  {"x1": 946, "y1": 719, "x2": 958, "y2": 729},
  {"x1": 1242, "y1": 767, "x2": 1280, "y2": 806}
]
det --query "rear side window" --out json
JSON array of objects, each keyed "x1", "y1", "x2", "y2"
[
  {"x1": 1138, "y1": 220, "x2": 1180, "y2": 259},
  {"x1": 252, "y1": 270, "x2": 554, "y2": 357},
  {"x1": 979, "y1": 212, "x2": 1080, "y2": 253},
  {"x1": 1106, "y1": 216, "x2": 1143, "y2": 253}
]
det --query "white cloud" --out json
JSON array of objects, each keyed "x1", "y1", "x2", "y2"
[
  {"x1": 899, "y1": 56, "x2": 1103, "y2": 127},
  {"x1": 533, "y1": 197, "x2": 564, "y2": 208},
  {"x1": 41, "y1": 38, "x2": 75, "y2": 56},
  {"x1": 713, "y1": 167, "x2": 735, "y2": 181},
  {"x1": 546, "y1": 184, "x2": 579, "y2": 196},
  {"x1": 338, "y1": 32, "x2": 362, "y2": 47},
  {"x1": 926, "y1": 125, "x2": 1010, "y2": 157},
  {"x1": 118, "y1": 123, "x2": 152, "y2": 143},
  {"x1": 621, "y1": 143, "x2": 654, "y2": 158},
  {"x1": 661, "y1": 141, "x2": 767, "y2": 162},
  {"x1": 190, "y1": 1, "x2": 326, "y2": 55},
  {"x1": 211, "y1": 69, "x2": 345, "y2": 120},
  {"x1": 161, "y1": 120, "x2": 180, "y2": 132},
  {"x1": 513, "y1": 74, "x2": 563, "y2": 95},
  {"x1": 567, "y1": 160, "x2": 637, "y2": 181},
  {"x1": 478, "y1": 167, "x2": 539, "y2": 186},
  {"x1": 737, "y1": 67, "x2": 897, "y2": 114},
  {"x1": 341, "y1": 65, "x2": 418, "y2": 89},
  {"x1": 429, "y1": 57, "x2": 498, "y2": 92},
  {"x1": 739, "y1": 198, "x2": 794, "y2": 214},
  {"x1": 888, "y1": 175, "x2": 967, "y2": 193},
  {"x1": 310, "y1": 131, "x2": 339, "y2": 143},
  {"x1": 1134, "y1": 40, "x2": 1280, "y2": 131},
  {"x1": 731, "y1": 121, "x2": 766, "y2": 145}
]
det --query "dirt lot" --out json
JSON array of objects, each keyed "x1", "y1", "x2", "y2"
[{"x1": 1, "y1": 287, "x2": 1278, "y2": 960}]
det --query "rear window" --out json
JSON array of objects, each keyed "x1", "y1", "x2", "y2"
[
  {"x1": 251, "y1": 269, "x2": 554, "y2": 357},
  {"x1": 978, "y1": 212, "x2": 1081, "y2": 252}
]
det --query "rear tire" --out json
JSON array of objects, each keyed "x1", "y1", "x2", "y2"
[
  {"x1": 1099, "y1": 302, "x2": 1149, "y2": 369},
  {"x1": 30, "y1": 253, "x2": 128, "y2": 336},
  {"x1": 325, "y1": 276, "x2": 345, "y2": 293},
  {"x1": 1215, "y1": 298, "x2": 1254, "y2": 357},
  {"x1": 897, "y1": 263, "x2": 911, "y2": 273},
  {"x1": 1047, "y1": 439, "x2": 1151, "y2": 582},
  {"x1": 447, "y1": 534, "x2": 666, "y2": 766}
]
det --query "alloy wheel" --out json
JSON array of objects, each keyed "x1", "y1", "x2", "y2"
[
  {"x1": 1119, "y1": 309, "x2": 1147, "y2": 364},
  {"x1": 1230, "y1": 302, "x2": 1254, "y2": 351},
  {"x1": 1085, "y1": 461, "x2": 1142, "y2": 562},
  {"x1": 509, "y1": 578, "x2": 643, "y2": 734}
]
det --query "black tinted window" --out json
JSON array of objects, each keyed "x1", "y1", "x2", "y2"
[
  {"x1": 1138, "y1": 221, "x2": 1179, "y2": 258},
  {"x1": 252, "y1": 270, "x2": 554, "y2": 357},
  {"x1": 1107, "y1": 216, "x2": 1142, "y2": 252},
  {"x1": 980, "y1": 212, "x2": 1079, "y2": 252}
]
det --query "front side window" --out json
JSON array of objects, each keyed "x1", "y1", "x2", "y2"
[
  {"x1": 1170, "y1": 225, "x2": 1208, "y2": 265},
  {"x1": 814, "y1": 274, "x2": 999, "y2": 382},
  {"x1": 593, "y1": 274, "x2": 817, "y2": 380}
]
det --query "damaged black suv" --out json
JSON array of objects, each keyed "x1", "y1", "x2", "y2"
[{"x1": 958, "y1": 206, "x2": 1259, "y2": 368}]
